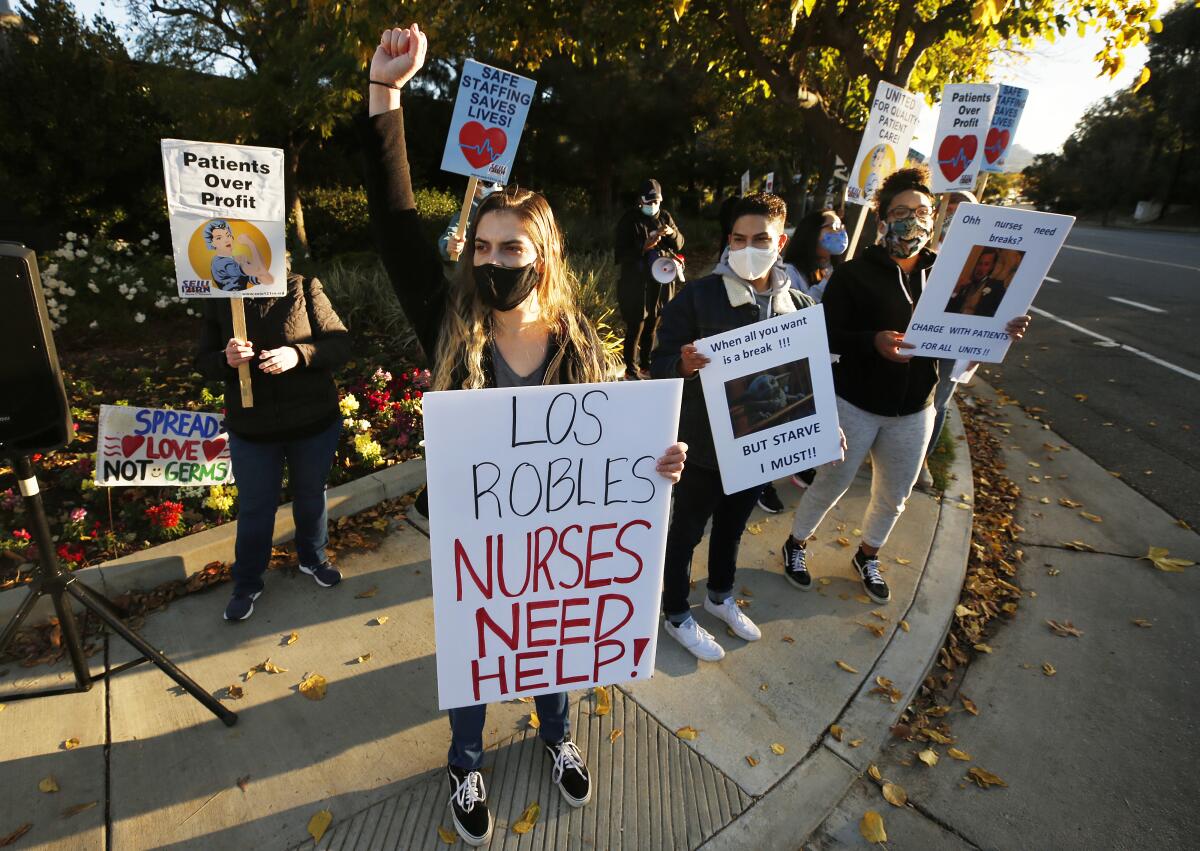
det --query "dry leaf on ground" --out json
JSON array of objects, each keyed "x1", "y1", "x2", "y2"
[
  {"x1": 781, "y1": 635, "x2": 795, "y2": 644},
  {"x1": 973, "y1": 643, "x2": 993, "y2": 653},
  {"x1": 829, "y1": 725, "x2": 844, "y2": 742},
  {"x1": 511, "y1": 802, "x2": 540, "y2": 834},
  {"x1": 609, "y1": 729, "x2": 623, "y2": 744},
  {"x1": 881, "y1": 781, "x2": 907, "y2": 807},
  {"x1": 1080, "y1": 512, "x2": 1103, "y2": 523},
  {"x1": 285, "y1": 631, "x2": 299, "y2": 645},
  {"x1": 1058, "y1": 498, "x2": 1082, "y2": 508},
  {"x1": 770, "y1": 743, "x2": 786, "y2": 755},
  {"x1": 967, "y1": 767, "x2": 1008, "y2": 789},
  {"x1": 948, "y1": 748, "x2": 972, "y2": 761},
  {"x1": 899, "y1": 620, "x2": 910, "y2": 632},
  {"x1": 746, "y1": 755, "x2": 759, "y2": 767},
  {"x1": 371, "y1": 616, "x2": 389, "y2": 626},
  {"x1": 299, "y1": 673, "x2": 328, "y2": 700},
  {"x1": 593, "y1": 686, "x2": 612, "y2": 716},
  {"x1": 307, "y1": 810, "x2": 333, "y2": 842},
  {"x1": 0, "y1": 824, "x2": 32, "y2": 847},
  {"x1": 867, "y1": 764, "x2": 882, "y2": 782},
  {"x1": 918, "y1": 748, "x2": 939, "y2": 767},
  {"x1": 894, "y1": 557, "x2": 912, "y2": 565},
  {"x1": 62, "y1": 801, "x2": 98, "y2": 818},
  {"x1": 740, "y1": 586, "x2": 754, "y2": 596},
  {"x1": 676, "y1": 726, "x2": 699, "y2": 740},
  {"x1": 961, "y1": 695, "x2": 980, "y2": 716},
  {"x1": 355, "y1": 653, "x2": 372, "y2": 664},
  {"x1": 225, "y1": 684, "x2": 244, "y2": 700},
  {"x1": 236, "y1": 776, "x2": 250, "y2": 792},
  {"x1": 870, "y1": 610, "x2": 889, "y2": 621},
  {"x1": 61, "y1": 738, "x2": 80, "y2": 750},
  {"x1": 436, "y1": 825, "x2": 457, "y2": 844},
  {"x1": 860, "y1": 622, "x2": 886, "y2": 638},
  {"x1": 836, "y1": 660, "x2": 859, "y2": 673},
  {"x1": 1046, "y1": 620, "x2": 1083, "y2": 637},
  {"x1": 38, "y1": 776, "x2": 59, "y2": 793},
  {"x1": 528, "y1": 711, "x2": 540, "y2": 730},
  {"x1": 836, "y1": 536, "x2": 852, "y2": 547},
  {"x1": 1131, "y1": 619, "x2": 1153, "y2": 628},
  {"x1": 860, "y1": 810, "x2": 888, "y2": 843},
  {"x1": 1142, "y1": 547, "x2": 1195, "y2": 573},
  {"x1": 849, "y1": 739, "x2": 864, "y2": 747},
  {"x1": 1042, "y1": 662, "x2": 1057, "y2": 676},
  {"x1": 955, "y1": 604, "x2": 980, "y2": 618},
  {"x1": 355, "y1": 587, "x2": 379, "y2": 599},
  {"x1": 1061, "y1": 540, "x2": 1096, "y2": 552}
]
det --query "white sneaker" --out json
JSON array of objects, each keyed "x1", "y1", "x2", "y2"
[
  {"x1": 703, "y1": 595, "x2": 762, "y2": 641},
  {"x1": 663, "y1": 616, "x2": 726, "y2": 662}
]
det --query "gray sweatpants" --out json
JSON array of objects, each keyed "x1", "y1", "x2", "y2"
[{"x1": 790, "y1": 396, "x2": 935, "y2": 549}]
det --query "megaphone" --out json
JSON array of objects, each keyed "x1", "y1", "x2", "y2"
[{"x1": 650, "y1": 254, "x2": 684, "y2": 286}]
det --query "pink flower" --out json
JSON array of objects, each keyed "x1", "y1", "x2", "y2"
[{"x1": 13, "y1": 528, "x2": 32, "y2": 541}]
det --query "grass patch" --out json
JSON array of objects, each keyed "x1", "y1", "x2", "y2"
[{"x1": 928, "y1": 418, "x2": 957, "y2": 492}]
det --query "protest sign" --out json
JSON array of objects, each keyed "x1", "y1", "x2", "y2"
[
  {"x1": 740, "y1": 170, "x2": 751, "y2": 195},
  {"x1": 96, "y1": 405, "x2": 233, "y2": 486},
  {"x1": 423, "y1": 379, "x2": 683, "y2": 709},
  {"x1": 440, "y1": 59, "x2": 537, "y2": 185},
  {"x1": 160, "y1": 140, "x2": 286, "y2": 299},
  {"x1": 903, "y1": 204, "x2": 1074, "y2": 362},
  {"x1": 845, "y1": 81, "x2": 922, "y2": 207},
  {"x1": 930, "y1": 84, "x2": 998, "y2": 193},
  {"x1": 980, "y1": 84, "x2": 1029, "y2": 174},
  {"x1": 764, "y1": 172, "x2": 775, "y2": 193},
  {"x1": 696, "y1": 307, "x2": 842, "y2": 495}
]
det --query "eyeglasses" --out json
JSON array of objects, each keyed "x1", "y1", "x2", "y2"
[{"x1": 887, "y1": 205, "x2": 934, "y2": 221}]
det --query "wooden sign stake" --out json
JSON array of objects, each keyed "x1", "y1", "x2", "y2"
[
  {"x1": 974, "y1": 173, "x2": 991, "y2": 201},
  {"x1": 930, "y1": 194, "x2": 951, "y2": 251},
  {"x1": 230, "y1": 299, "x2": 254, "y2": 409},
  {"x1": 447, "y1": 176, "x2": 480, "y2": 262},
  {"x1": 845, "y1": 205, "x2": 870, "y2": 259}
]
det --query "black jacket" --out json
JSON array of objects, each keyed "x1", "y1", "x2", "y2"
[
  {"x1": 195, "y1": 275, "x2": 351, "y2": 437},
  {"x1": 651, "y1": 273, "x2": 815, "y2": 471},
  {"x1": 614, "y1": 206, "x2": 684, "y2": 288},
  {"x1": 360, "y1": 106, "x2": 604, "y2": 388},
  {"x1": 822, "y1": 244, "x2": 939, "y2": 417}
]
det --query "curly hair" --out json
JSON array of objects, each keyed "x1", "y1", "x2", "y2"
[
  {"x1": 874, "y1": 166, "x2": 933, "y2": 217},
  {"x1": 731, "y1": 192, "x2": 787, "y2": 229}
]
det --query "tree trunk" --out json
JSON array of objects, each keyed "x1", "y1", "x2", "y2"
[{"x1": 285, "y1": 138, "x2": 309, "y2": 257}]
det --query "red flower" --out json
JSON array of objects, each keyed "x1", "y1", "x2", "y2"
[
  {"x1": 56, "y1": 542, "x2": 86, "y2": 564},
  {"x1": 12, "y1": 528, "x2": 31, "y2": 542},
  {"x1": 145, "y1": 501, "x2": 185, "y2": 529}
]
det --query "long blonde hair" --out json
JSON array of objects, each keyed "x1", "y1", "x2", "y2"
[{"x1": 431, "y1": 188, "x2": 614, "y2": 390}]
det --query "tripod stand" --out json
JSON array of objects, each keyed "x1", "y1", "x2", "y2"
[{"x1": 0, "y1": 454, "x2": 236, "y2": 726}]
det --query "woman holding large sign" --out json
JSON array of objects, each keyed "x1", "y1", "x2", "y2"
[
  {"x1": 780, "y1": 167, "x2": 1028, "y2": 602},
  {"x1": 362, "y1": 24, "x2": 686, "y2": 847}
]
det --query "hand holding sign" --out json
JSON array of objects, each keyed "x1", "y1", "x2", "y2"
[
  {"x1": 370, "y1": 23, "x2": 428, "y2": 90},
  {"x1": 874, "y1": 330, "x2": 916, "y2": 363}
]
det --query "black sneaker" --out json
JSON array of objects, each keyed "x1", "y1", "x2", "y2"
[
  {"x1": 223, "y1": 590, "x2": 261, "y2": 621},
  {"x1": 757, "y1": 483, "x2": 784, "y2": 514},
  {"x1": 782, "y1": 537, "x2": 812, "y2": 591},
  {"x1": 544, "y1": 739, "x2": 591, "y2": 807},
  {"x1": 853, "y1": 549, "x2": 890, "y2": 603},
  {"x1": 299, "y1": 561, "x2": 342, "y2": 588},
  {"x1": 446, "y1": 765, "x2": 492, "y2": 847}
]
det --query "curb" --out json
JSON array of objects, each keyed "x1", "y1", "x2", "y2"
[
  {"x1": 0, "y1": 458, "x2": 426, "y2": 628},
  {"x1": 700, "y1": 404, "x2": 975, "y2": 850}
]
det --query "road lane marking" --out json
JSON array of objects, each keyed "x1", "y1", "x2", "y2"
[
  {"x1": 1029, "y1": 306, "x2": 1200, "y2": 382},
  {"x1": 1044, "y1": 276, "x2": 1061, "y2": 283},
  {"x1": 1062, "y1": 244, "x2": 1200, "y2": 273},
  {"x1": 1107, "y1": 296, "x2": 1166, "y2": 314}
]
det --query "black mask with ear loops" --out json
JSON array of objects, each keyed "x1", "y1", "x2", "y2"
[{"x1": 474, "y1": 262, "x2": 539, "y2": 311}]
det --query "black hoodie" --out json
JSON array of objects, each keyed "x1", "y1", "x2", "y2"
[{"x1": 821, "y1": 244, "x2": 940, "y2": 417}]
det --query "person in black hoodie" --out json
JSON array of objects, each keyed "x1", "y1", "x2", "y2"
[
  {"x1": 780, "y1": 167, "x2": 1030, "y2": 604},
  {"x1": 613, "y1": 179, "x2": 685, "y2": 379},
  {"x1": 196, "y1": 275, "x2": 351, "y2": 622},
  {"x1": 362, "y1": 24, "x2": 686, "y2": 848}
]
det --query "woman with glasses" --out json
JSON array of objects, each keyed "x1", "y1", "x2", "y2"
[{"x1": 778, "y1": 167, "x2": 1028, "y2": 604}]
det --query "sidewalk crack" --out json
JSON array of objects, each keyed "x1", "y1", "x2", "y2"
[{"x1": 906, "y1": 798, "x2": 984, "y2": 849}]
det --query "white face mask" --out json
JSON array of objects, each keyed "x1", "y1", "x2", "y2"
[
  {"x1": 728, "y1": 245, "x2": 778, "y2": 281},
  {"x1": 641, "y1": 203, "x2": 660, "y2": 216}
]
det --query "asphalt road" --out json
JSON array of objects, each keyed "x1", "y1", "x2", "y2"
[{"x1": 979, "y1": 223, "x2": 1200, "y2": 530}]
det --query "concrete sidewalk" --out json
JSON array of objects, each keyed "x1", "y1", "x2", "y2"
[
  {"x1": 0, "y1": 411, "x2": 974, "y2": 850},
  {"x1": 807, "y1": 381, "x2": 1200, "y2": 850}
]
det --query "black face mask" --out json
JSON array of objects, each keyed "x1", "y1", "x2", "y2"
[{"x1": 473, "y1": 262, "x2": 539, "y2": 311}]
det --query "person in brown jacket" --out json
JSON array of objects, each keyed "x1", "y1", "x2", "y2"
[{"x1": 195, "y1": 274, "x2": 351, "y2": 622}]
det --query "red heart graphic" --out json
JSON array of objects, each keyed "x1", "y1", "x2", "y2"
[
  {"x1": 201, "y1": 438, "x2": 227, "y2": 461},
  {"x1": 458, "y1": 121, "x2": 508, "y2": 168},
  {"x1": 937, "y1": 135, "x2": 979, "y2": 183},
  {"x1": 984, "y1": 127, "x2": 1010, "y2": 164},
  {"x1": 121, "y1": 435, "x2": 145, "y2": 456}
]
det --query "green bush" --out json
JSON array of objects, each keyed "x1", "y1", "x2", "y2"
[{"x1": 301, "y1": 186, "x2": 461, "y2": 259}]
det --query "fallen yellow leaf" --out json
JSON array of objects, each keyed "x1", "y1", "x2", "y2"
[
  {"x1": 38, "y1": 776, "x2": 59, "y2": 793},
  {"x1": 593, "y1": 686, "x2": 612, "y2": 716},
  {"x1": 899, "y1": 620, "x2": 910, "y2": 632},
  {"x1": 1142, "y1": 547, "x2": 1195, "y2": 573},
  {"x1": 307, "y1": 809, "x2": 333, "y2": 843},
  {"x1": 870, "y1": 610, "x2": 889, "y2": 621},
  {"x1": 511, "y1": 802, "x2": 540, "y2": 834},
  {"x1": 881, "y1": 781, "x2": 907, "y2": 807},
  {"x1": 528, "y1": 711, "x2": 540, "y2": 730},
  {"x1": 1061, "y1": 540, "x2": 1096, "y2": 552},
  {"x1": 437, "y1": 825, "x2": 457, "y2": 844},
  {"x1": 372, "y1": 616, "x2": 389, "y2": 626},
  {"x1": 746, "y1": 755, "x2": 759, "y2": 767},
  {"x1": 860, "y1": 810, "x2": 888, "y2": 844},
  {"x1": 1058, "y1": 498, "x2": 1082, "y2": 508},
  {"x1": 923, "y1": 729, "x2": 953, "y2": 745},
  {"x1": 1046, "y1": 619, "x2": 1084, "y2": 637},
  {"x1": 298, "y1": 673, "x2": 327, "y2": 700},
  {"x1": 62, "y1": 801, "x2": 98, "y2": 818},
  {"x1": 781, "y1": 635, "x2": 795, "y2": 644},
  {"x1": 355, "y1": 653, "x2": 372, "y2": 664},
  {"x1": 1042, "y1": 662, "x2": 1057, "y2": 677},
  {"x1": 285, "y1": 631, "x2": 299, "y2": 645},
  {"x1": 955, "y1": 605, "x2": 979, "y2": 618},
  {"x1": 1131, "y1": 618, "x2": 1153, "y2": 628},
  {"x1": 62, "y1": 738, "x2": 80, "y2": 750},
  {"x1": 1080, "y1": 511, "x2": 1103, "y2": 523},
  {"x1": 836, "y1": 660, "x2": 859, "y2": 673},
  {"x1": 967, "y1": 767, "x2": 1008, "y2": 789},
  {"x1": 961, "y1": 695, "x2": 980, "y2": 716},
  {"x1": 973, "y1": 643, "x2": 993, "y2": 653},
  {"x1": 609, "y1": 729, "x2": 623, "y2": 744},
  {"x1": 759, "y1": 682, "x2": 769, "y2": 691},
  {"x1": 740, "y1": 586, "x2": 754, "y2": 597},
  {"x1": 355, "y1": 587, "x2": 379, "y2": 599},
  {"x1": 867, "y1": 764, "x2": 882, "y2": 782},
  {"x1": 860, "y1": 622, "x2": 886, "y2": 638},
  {"x1": 948, "y1": 747, "x2": 972, "y2": 761},
  {"x1": 829, "y1": 725, "x2": 844, "y2": 742},
  {"x1": 918, "y1": 748, "x2": 939, "y2": 767},
  {"x1": 770, "y1": 742, "x2": 786, "y2": 755},
  {"x1": 894, "y1": 557, "x2": 912, "y2": 565},
  {"x1": 836, "y1": 536, "x2": 852, "y2": 547},
  {"x1": 855, "y1": 594, "x2": 873, "y2": 605},
  {"x1": 676, "y1": 726, "x2": 699, "y2": 740},
  {"x1": 849, "y1": 739, "x2": 864, "y2": 748},
  {"x1": 226, "y1": 684, "x2": 245, "y2": 700}
]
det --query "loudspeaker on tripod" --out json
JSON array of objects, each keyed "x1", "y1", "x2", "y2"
[{"x1": 0, "y1": 241, "x2": 73, "y2": 454}]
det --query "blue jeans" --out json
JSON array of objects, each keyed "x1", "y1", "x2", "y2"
[
  {"x1": 448, "y1": 692, "x2": 570, "y2": 771},
  {"x1": 925, "y1": 359, "x2": 958, "y2": 459},
  {"x1": 227, "y1": 419, "x2": 342, "y2": 595}
]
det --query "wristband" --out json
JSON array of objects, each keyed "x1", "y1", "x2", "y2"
[{"x1": 370, "y1": 79, "x2": 402, "y2": 90}]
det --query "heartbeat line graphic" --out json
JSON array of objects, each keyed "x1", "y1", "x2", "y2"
[
  {"x1": 461, "y1": 137, "x2": 501, "y2": 161},
  {"x1": 938, "y1": 149, "x2": 974, "y2": 169},
  {"x1": 985, "y1": 142, "x2": 1004, "y2": 158}
]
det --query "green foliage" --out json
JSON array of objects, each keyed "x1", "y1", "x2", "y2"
[{"x1": 301, "y1": 186, "x2": 459, "y2": 259}]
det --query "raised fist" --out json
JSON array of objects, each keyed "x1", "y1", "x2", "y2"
[{"x1": 370, "y1": 23, "x2": 428, "y2": 89}]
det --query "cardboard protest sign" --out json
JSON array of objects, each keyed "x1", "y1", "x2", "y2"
[
  {"x1": 161, "y1": 140, "x2": 286, "y2": 298},
  {"x1": 440, "y1": 59, "x2": 537, "y2": 185},
  {"x1": 930, "y1": 84, "x2": 998, "y2": 193},
  {"x1": 980, "y1": 84, "x2": 1029, "y2": 174},
  {"x1": 846, "y1": 81, "x2": 922, "y2": 207},
  {"x1": 697, "y1": 307, "x2": 842, "y2": 495},
  {"x1": 740, "y1": 170, "x2": 751, "y2": 195},
  {"x1": 423, "y1": 380, "x2": 683, "y2": 709},
  {"x1": 903, "y1": 204, "x2": 1074, "y2": 362},
  {"x1": 96, "y1": 405, "x2": 233, "y2": 486}
]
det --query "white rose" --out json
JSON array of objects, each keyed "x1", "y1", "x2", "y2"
[{"x1": 134, "y1": 313, "x2": 146, "y2": 323}]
